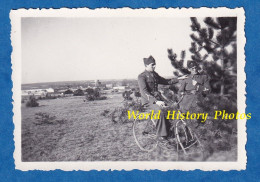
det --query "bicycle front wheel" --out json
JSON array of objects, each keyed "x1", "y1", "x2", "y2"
[{"x1": 133, "y1": 117, "x2": 158, "y2": 152}]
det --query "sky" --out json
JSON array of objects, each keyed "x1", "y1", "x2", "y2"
[{"x1": 22, "y1": 17, "x2": 194, "y2": 84}]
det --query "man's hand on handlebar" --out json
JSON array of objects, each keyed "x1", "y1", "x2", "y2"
[
  {"x1": 178, "y1": 75, "x2": 188, "y2": 80},
  {"x1": 155, "y1": 101, "x2": 166, "y2": 108}
]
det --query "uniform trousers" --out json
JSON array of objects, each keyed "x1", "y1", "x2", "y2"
[{"x1": 146, "y1": 103, "x2": 170, "y2": 137}]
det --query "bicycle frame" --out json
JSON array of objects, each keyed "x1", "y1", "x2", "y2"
[{"x1": 133, "y1": 94, "x2": 204, "y2": 160}]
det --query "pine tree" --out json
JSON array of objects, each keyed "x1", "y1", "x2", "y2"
[
  {"x1": 190, "y1": 17, "x2": 237, "y2": 96},
  {"x1": 168, "y1": 49, "x2": 190, "y2": 76},
  {"x1": 168, "y1": 17, "x2": 237, "y2": 97}
]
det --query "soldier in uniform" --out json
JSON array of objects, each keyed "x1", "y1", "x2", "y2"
[
  {"x1": 138, "y1": 56, "x2": 187, "y2": 142},
  {"x1": 179, "y1": 61, "x2": 211, "y2": 117}
]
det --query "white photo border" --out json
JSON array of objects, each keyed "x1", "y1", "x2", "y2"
[{"x1": 11, "y1": 7, "x2": 246, "y2": 171}]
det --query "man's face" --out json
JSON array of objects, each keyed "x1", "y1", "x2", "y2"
[
  {"x1": 145, "y1": 63, "x2": 156, "y2": 72},
  {"x1": 189, "y1": 66, "x2": 198, "y2": 74}
]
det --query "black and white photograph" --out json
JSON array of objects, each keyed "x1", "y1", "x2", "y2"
[{"x1": 11, "y1": 8, "x2": 246, "y2": 171}]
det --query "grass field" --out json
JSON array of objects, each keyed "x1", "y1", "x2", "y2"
[{"x1": 21, "y1": 93, "x2": 237, "y2": 161}]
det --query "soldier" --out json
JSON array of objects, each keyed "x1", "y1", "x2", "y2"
[
  {"x1": 138, "y1": 55, "x2": 187, "y2": 142},
  {"x1": 179, "y1": 61, "x2": 211, "y2": 118}
]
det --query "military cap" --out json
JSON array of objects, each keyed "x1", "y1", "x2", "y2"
[{"x1": 143, "y1": 56, "x2": 156, "y2": 65}]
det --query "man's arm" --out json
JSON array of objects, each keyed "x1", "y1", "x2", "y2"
[
  {"x1": 155, "y1": 72, "x2": 179, "y2": 85},
  {"x1": 203, "y1": 75, "x2": 211, "y2": 92},
  {"x1": 138, "y1": 74, "x2": 157, "y2": 104},
  {"x1": 178, "y1": 79, "x2": 186, "y2": 95}
]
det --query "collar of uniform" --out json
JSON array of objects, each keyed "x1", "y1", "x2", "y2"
[
  {"x1": 144, "y1": 70, "x2": 154, "y2": 74},
  {"x1": 144, "y1": 70, "x2": 156, "y2": 76}
]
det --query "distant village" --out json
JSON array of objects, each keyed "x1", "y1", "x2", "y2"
[{"x1": 22, "y1": 79, "x2": 138, "y2": 98}]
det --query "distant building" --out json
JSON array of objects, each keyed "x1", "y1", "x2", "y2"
[
  {"x1": 45, "y1": 88, "x2": 54, "y2": 93},
  {"x1": 106, "y1": 84, "x2": 113, "y2": 89},
  {"x1": 21, "y1": 88, "x2": 54, "y2": 96},
  {"x1": 112, "y1": 86, "x2": 127, "y2": 92}
]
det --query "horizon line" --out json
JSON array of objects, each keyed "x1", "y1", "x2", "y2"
[{"x1": 21, "y1": 78, "x2": 139, "y2": 85}]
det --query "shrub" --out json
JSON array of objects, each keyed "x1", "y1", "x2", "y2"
[
  {"x1": 122, "y1": 90, "x2": 133, "y2": 100},
  {"x1": 101, "y1": 109, "x2": 110, "y2": 117},
  {"x1": 26, "y1": 96, "x2": 39, "y2": 107},
  {"x1": 21, "y1": 98, "x2": 26, "y2": 103},
  {"x1": 96, "y1": 96, "x2": 107, "y2": 100},
  {"x1": 134, "y1": 91, "x2": 141, "y2": 98},
  {"x1": 197, "y1": 93, "x2": 237, "y2": 115},
  {"x1": 73, "y1": 89, "x2": 84, "y2": 96},
  {"x1": 185, "y1": 93, "x2": 238, "y2": 159},
  {"x1": 86, "y1": 95, "x2": 95, "y2": 101},
  {"x1": 85, "y1": 88, "x2": 107, "y2": 101},
  {"x1": 64, "y1": 89, "x2": 73, "y2": 94},
  {"x1": 110, "y1": 100, "x2": 145, "y2": 124},
  {"x1": 34, "y1": 112, "x2": 66, "y2": 125}
]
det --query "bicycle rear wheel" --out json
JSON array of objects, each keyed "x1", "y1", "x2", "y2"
[
  {"x1": 175, "y1": 120, "x2": 204, "y2": 160},
  {"x1": 133, "y1": 117, "x2": 158, "y2": 152}
]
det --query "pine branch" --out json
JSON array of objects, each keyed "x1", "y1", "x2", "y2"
[
  {"x1": 167, "y1": 49, "x2": 189, "y2": 75},
  {"x1": 189, "y1": 17, "x2": 237, "y2": 95},
  {"x1": 202, "y1": 54, "x2": 208, "y2": 61},
  {"x1": 190, "y1": 17, "x2": 201, "y2": 31},
  {"x1": 189, "y1": 42, "x2": 197, "y2": 53},
  {"x1": 204, "y1": 44, "x2": 214, "y2": 53},
  {"x1": 190, "y1": 34, "x2": 200, "y2": 43},
  {"x1": 208, "y1": 28, "x2": 214, "y2": 39},
  {"x1": 204, "y1": 17, "x2": 221, "y2": 30},
  {"x1": 191, "y1": 28, "x2": 219, "y2": 46},
  {"x1": 181, "y1": 50, "x2": 186, "y2": 60},
  {"x1": 200, "y1": 28, "x2": 208, "y2": 40}
]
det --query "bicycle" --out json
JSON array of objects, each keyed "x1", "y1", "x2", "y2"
[{"x1": 132, "y1": 96, "x2": 204, "y2": 160}]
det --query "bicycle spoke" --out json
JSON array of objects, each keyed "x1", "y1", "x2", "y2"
[{"x1": 133, "y1": 118, "x2": 158, "y2": 152}]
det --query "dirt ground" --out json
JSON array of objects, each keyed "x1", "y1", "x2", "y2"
[{"x1": 21, "y1": 93, "x2": 237, "y2": 161}]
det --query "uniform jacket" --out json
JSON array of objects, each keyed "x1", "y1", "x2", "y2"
[
  {"x1": 138, "y1": 70, "x2": 178, "y2": 105},
  {"x1": 179, "y1": 74, "x2": 210, "y2": 93},
  {"x1": 179, "y1": 73, "x2": 211, "y2": 112}
]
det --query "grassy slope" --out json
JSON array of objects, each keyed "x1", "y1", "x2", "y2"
[{"x1": 21, "y1": 93, "x2": 236, "y2": 161}]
